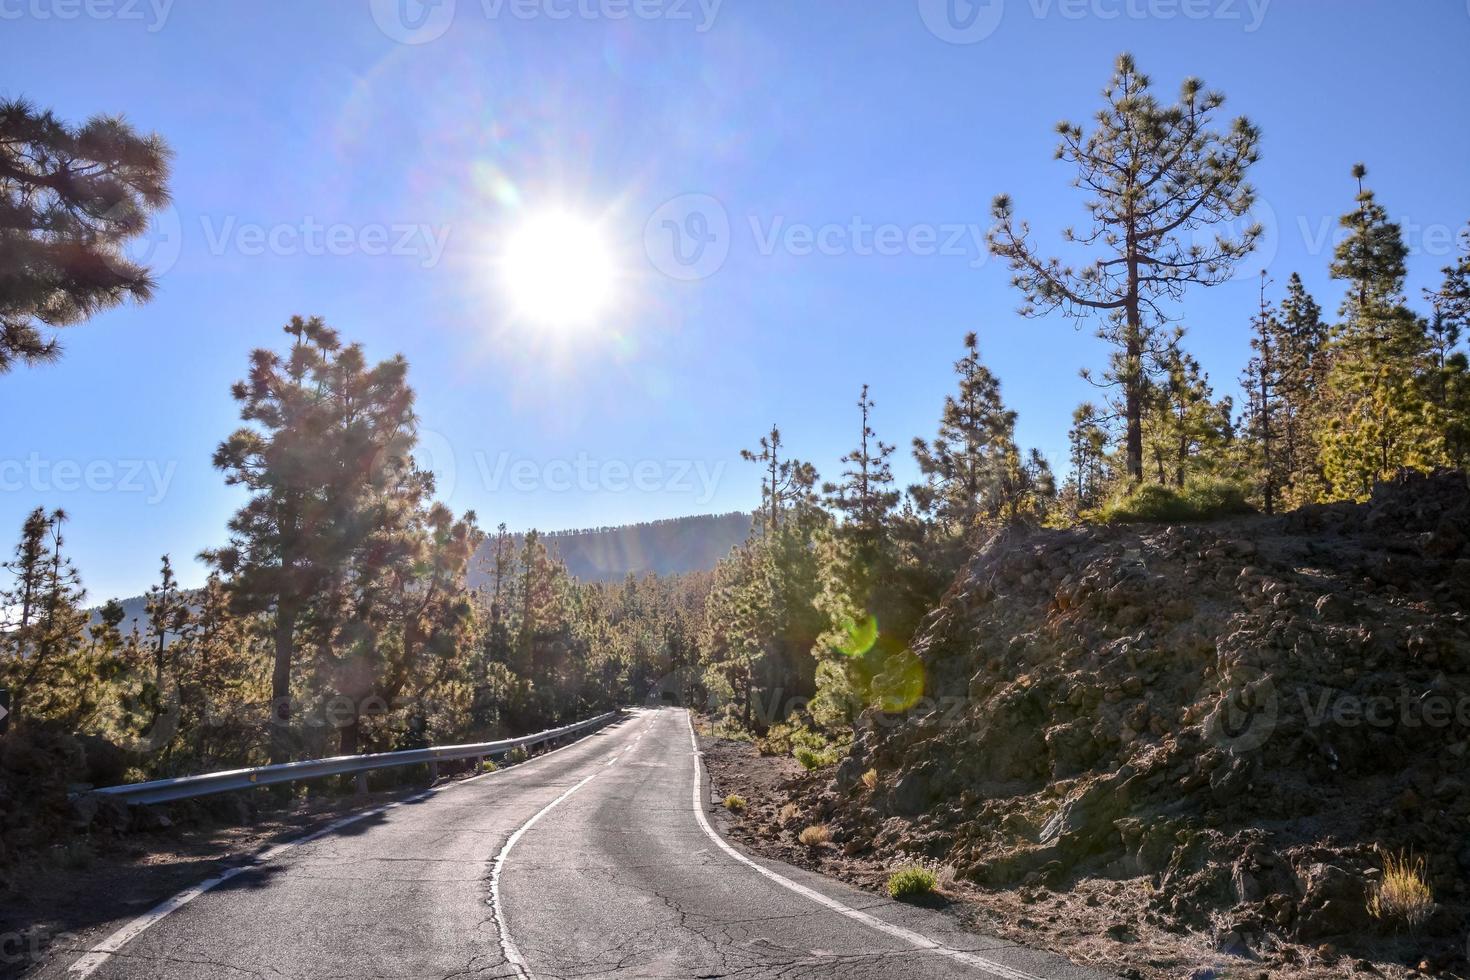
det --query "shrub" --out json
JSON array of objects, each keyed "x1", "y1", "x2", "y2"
[
  {"x1": 1095, "y1": 476, "x2": 1253, "y2": 524},
  {"x1": 505, "y1": 746, "x2": 529, "y2": 766},
  {"x1": 861, "y1": 768, "x2": 879, "y2": 791},
  {"x1": 778, "y1": 802, "x2": 800, "y2": 825},
  {"x1": 711, "y1": 718, "x2": 754, "y2": 744},
  {"x1": 794, "y1": 746, "x2": 838, "y2": 771},
  {"x1": 886, "y1": 866, "x2": 938, "y2": 901},
  {"x1": 723, "y1": 794, "x2": 747, "y2": 812},
  {"x1": 480, "y1": 759, "x2": 498, "y2": 773},
  {"x1": 798, "y1": 824, "x2": 831, "y2": 848},
  {"x1": 1368, "y1": 850, "x2": 1435, "y2": 932}
]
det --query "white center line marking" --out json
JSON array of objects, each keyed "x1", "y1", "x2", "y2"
[{"x1": 489, "y1": 714, "x2": 654, "y2": 979}]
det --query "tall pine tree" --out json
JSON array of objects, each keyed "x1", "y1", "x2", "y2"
[{"x1": 988, "y1": 53, "x2": 1261, "y2": 482}]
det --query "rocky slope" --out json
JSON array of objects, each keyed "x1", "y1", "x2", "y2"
[{"x1": 801, "y1": 470, "x2": 1470, "y2": 970}]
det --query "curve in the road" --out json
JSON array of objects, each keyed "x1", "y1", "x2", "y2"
[
  {"x1": 682, "y1": 713, "x2": 1047, "y2": 980},
  {"x1": 54, "y1": 709, "x2": 1107, "y2": 980}
]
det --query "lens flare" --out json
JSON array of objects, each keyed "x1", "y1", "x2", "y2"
[{"x1": 837, "y1": 613, "x2": 880, "y2": 657}]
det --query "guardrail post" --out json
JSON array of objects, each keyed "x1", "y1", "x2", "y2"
[
  {"x1": 475, "y1": 755, "x2": 485, "y2": 773},
  {"x1": 355, "y1": 772, "x2": 368, "y2": 796},
  {"x1": 428, "y1": 760, "x2": 439, "y2": 782}
]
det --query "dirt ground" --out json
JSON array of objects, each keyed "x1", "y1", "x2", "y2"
[{"x1": 695, "y1": 723, "x2": 1452, "y2": 980}]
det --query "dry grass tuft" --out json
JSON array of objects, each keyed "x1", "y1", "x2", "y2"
[
  {"x1": 778, "y1": 802, "x2": 800, "y2": 825},
  {"x1": 798, "y1": 824, "x2": 831, "y2": 848},
  {"x1": 1368, "y1": 850, "x2": 1435, "y2": 932},
  {"x1": 723, "y1": 794, "x2": 747, "y2": 812},
  {"x1": 861, "y1": 768, "x2": 879, "y2": 791}
]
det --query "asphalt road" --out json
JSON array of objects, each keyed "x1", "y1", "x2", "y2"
[{"x1": 45, "y1": 708, "x2": 1109, "y2": 980}]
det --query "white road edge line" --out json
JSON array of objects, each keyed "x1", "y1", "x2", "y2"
[
  {"x1": 683, "y1": 711, "x2": 1049, "y2": 980},
  {"x1": 66, "y1": 716, "x2": 628, "y2": 979}
]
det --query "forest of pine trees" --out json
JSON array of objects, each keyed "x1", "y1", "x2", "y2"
[
  {"x1": 3, "y1": 53, "x2": 1468, "y2": 781},
  {"x1": 0, "y1": 319, "x2": 709, "y2": 779},
  {"x1": 694, "y1": 56, "x2": 1470, "y2": 755}
]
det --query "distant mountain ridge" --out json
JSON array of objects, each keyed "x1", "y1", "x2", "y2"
[
  {"x1": 469, "y1": 512, "x2": 753, "y2": 585},
  {"x1": 91, "y1": 512, "x2": 753, "y2": 624}
]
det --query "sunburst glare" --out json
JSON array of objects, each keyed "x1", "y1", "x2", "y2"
[{"x1": 499, "y1": 209, "x2": 619, "y2": 329}]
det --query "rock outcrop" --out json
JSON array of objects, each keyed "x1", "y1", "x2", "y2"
[{"x1": 814, "y1": 470, "x2": 1470, "y2": 952}]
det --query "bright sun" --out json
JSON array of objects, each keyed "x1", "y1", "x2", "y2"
[{"x1": 500, "y1": 210, "x2": 618, "y2": 328}]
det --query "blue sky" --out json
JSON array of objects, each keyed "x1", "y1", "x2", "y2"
[{"x1": 3, "y1": 0, "x2": 1468, "y2": 599}]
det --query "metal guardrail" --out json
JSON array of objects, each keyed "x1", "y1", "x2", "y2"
[{"x1": 82, "y1": 710, "x2": 623, "y2": 806}]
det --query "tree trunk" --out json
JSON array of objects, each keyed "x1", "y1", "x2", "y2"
[
  {"x1": 1125, "y1": 326, "x2": 1144, "y2": 481},
  {"x1": 270, "y1": 602, "x2": 297, "y2": 764},
  {"x1": 338, "y1": 707, "x2": 360, "y2": 755},
  {"x1": 1125, "y1": 242, "x2": 1144, "y2": 482}
]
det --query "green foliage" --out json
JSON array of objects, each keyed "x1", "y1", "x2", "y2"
[
  {"x1": 794, "y1": 746, "x2": 838, "y2": 771},
  {"x1": 1095, "y1": 477, "x2": 1253, "y2": 524},
  {"x1": 723, "y1": 794, "x2": 747, "y2": 811},
  {"x1": 0, "y1": 322, "x2": 712, "y2": 801},
  {"x1": 0, "y1": 98, "x2": 172, "y2": 372},
  {"x1": 912, "y1": 333, "x2": 1054, "y2": 533},
  {"x1": 886, "y1": 866, "x2": 938, "y2": 900},
  {"x1": 1314, "y1": 166, "x2": 1448, "y2": 500},
  {"x1": 989, "y1": 53, "x2": 1261, "y2": 481}
]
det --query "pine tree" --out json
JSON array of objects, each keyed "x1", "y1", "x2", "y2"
[
  {"x1": 1319, "y1": 165, "x2": 1443, "y2": 498},
  {"x1": 0, "y1": 507, "x2": 50, "y2": 658},
  {"x1": 988, "y1": 53, "x2": 1261, "y2": 482},
  {"x1": 140, "y1": 554, "x2": 194, "y2": 741},
  {"x1": 912, "y1": 332, "x2": 1048, "y2": 531},
  {"x1": 0, "y1": 509, "x2": 86, "y2": 723},
  {"x1": 34, "y1": 509, "x2": 86, "y2": 668},
  {"x1": 822, "y1": 384, "x2": 899, "y2": 545},
  {"x1": 1066, "y1": 403, "x2": 1112, "y2": 515},
  {"x1": 741, "y1": 426, "x2": 819, "y2": 535},
  {"x1": 1240, "y1": 273, "x2": 1282, "y2": 513},
  {"x1": 1147, "y1": 329, "x2": 1233, "y2": 490},
  {"x1": 202, "y1": 315, "x2": 417, "y2": 761},
  {"x1": 1275, "y1": 273, "x2": 1330, "y2": 504},
  {"x1": 1426, "y1": 230, "x2": 1470, "y2": 467},
  {"x1": 0, "y1": 98, "x2": 172, "y2": 371}
]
